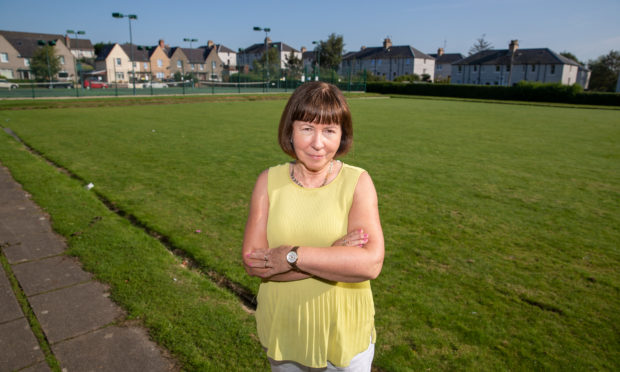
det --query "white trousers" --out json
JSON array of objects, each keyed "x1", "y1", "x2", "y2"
[{"x1": 268, "y1": 340, "x2": 375, "y2": 372}]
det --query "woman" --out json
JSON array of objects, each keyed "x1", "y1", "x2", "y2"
[{"x1": 243, "y1": 81, "x2": 384, "y2": 371}]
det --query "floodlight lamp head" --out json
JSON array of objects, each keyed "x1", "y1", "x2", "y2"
[
  {"x1": 128, "y1": 15, "x2": 137, "y2": 19},
  {"x1": 67, "y1": 29, "x2": 75, "y2": 34},
  {"x1": 77, "y1": 31, "x2": 86, "y2": 35},
  {"x1": 264, "y1": 28, "x2": 271, "y2": 32},
  {"x1": 253, "y1": 27, "x2": 261, "y2": 31},
  {"x1": 183, "y1": 38, "x2": 190, "y2": 42},
  {"x1": 112, "y1": 12, "x2": 123, "y2": 18}
]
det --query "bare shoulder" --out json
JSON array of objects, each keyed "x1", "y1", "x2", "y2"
[{"x1": 353, "y1": 171, "x2": 378, "y2": 202}]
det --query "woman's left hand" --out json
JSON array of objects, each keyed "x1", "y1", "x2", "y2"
[{"x1": 246, "y1": 245, "x2": 293, "y2": 278}]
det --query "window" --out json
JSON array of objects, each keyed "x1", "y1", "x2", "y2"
[
  {"x1": 116, "y1": 72, "x2": 124, "y2": 80},
  {"x1": 177, "y1": 60, "x2": 182, "y2": 68},
  {"x1": 59, "y1": 56, "x2": 65, "y2": 65},
  {"x1": 199, "y1": 64, "x2": 204, "y2": 71},
  {"x1": 116, "y1": 58, "x2": 121, "y2": 66},
  {"x1": 377, "y1": 59, "x2": 382, "y2": 66},
  {"x1": 156, "y1": 72, "x2": 164, "y2": 79},
  {"x1": 0, "y1": 53, "x2": 8, "y2": 62},
  {"x1": 437, "y1": 64, "x2": 443, "y2": 70},
  {"x1": 58, "y1": 71, "x2": 69, "y2": 78},
  {"x1": 550, "y1": 65, "x2": 556, "y2": 74},
  {"x1": 473, "y1": 65, "x2": 478, "y2": 72},
  {"x1": 506, "y1": 65, "x2": 511, "y2": 72},
  {"x1": 157, "y1": 59, "x2": 163, "y2": 67},
  {"x1": 458, "y1": 65, "x2": 462, "y2": 72},
  {"x1": 406, "y1": 58, "x2": 411, "y2": 65},
  {"x1": 144, "y1": 62, "x2": 148, "y2": 69},
  {"x1": 190, "y1": 64, "x2": 195, "y2": 70},
  {"x1": 532, "y1": 64, "x2": 536, "y2": 72},
  {"x1": 132, "y1": 62, "x2": 136, "y2": 68},
  {"x1": 24, "y1": 58, "x2": 30, "y2": 67},
  {"x1": 496, "y1": 65, "x2": 500, "y2": 72}
]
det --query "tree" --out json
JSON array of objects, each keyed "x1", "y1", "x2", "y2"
[
  {"x1": 252, "y1": 46, "x2": 280, "y2": 80},
  {"x1": 31, "y1": 44, "x2": 61, "y2": 81},
  {"x1": 588, "y1": 50, "x2": 620, "y2": 92},
  {"x1": 468, "y1": 34, "x2": 493, "y2": 56},
  {"x1": 285, "y1": 50, "x2": 303, "y2": 80},
  {"x1": 318, "y1": 33, "x2": 344, "y2": 70},
  {"x1": 560, "y1": 51, "x2": 583, "y2": 65}
]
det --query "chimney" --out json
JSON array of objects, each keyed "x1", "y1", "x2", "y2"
[
  {"x1": 509, "y1": 39, "x2": 519, "y2": 54},
  {"x1": 361, "y1": 46, "x2": 366, "y2": 51},
  {"x1": 301, "y1": 47, "x2": 307, "y2": 53},
  {"x1": 265, "y1": 37, "x2": 272, "y2": 45},
  {"x1": 207, "y1": 40, "x2": 214, "y2": 48},
  {"x1": 383, "y1": 38, "x2": 392, "y2": 49},
  {"x1": 159, "y1": 39, "x2": 165, "y2": 48},
  {"x1": 65, "y1": 35, "x2": 71, "y2": 48},
  {"x1": 437, "y1": 48, "x2": 444, "y2": 56}
]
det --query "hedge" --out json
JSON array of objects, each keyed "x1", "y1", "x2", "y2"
[{"x1": 366, "y1": 81, "x2": 620, "y2": 106}]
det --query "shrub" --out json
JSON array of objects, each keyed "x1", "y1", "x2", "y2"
[{"x1": 366, "y1": 81, "x2": 620, "y2": 106}]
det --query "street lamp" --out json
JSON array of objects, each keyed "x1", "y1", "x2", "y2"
[
  {"x1": 67, "y1": 29, "x2": 85, "y2": 92},
  {"x1": 253, "y1": 26, "x2": 271, "y2": 90},
  {"x1": 37, "y1": 40, "x2": 56, "y2": 88},
  {"x1": 183, "y1": 38, "x2": 198, "y2": 48},
  {"x1": 312, "y1": 40, "x2": 321, "y2": 81},
  {"x1": 112, "y1": 12, "x2": 138, "y2": 94}
]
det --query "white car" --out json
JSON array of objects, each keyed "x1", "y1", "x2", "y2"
[
  {"x1": 0, "y1": 79, "x2": 19, "y2": 90},
  {"x1": 142, "y1": 82, "x2": 168, "y2": 88}
]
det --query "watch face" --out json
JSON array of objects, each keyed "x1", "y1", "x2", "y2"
[{"x1": 286, "y1": 251, "x2": 298, "y2": 264}]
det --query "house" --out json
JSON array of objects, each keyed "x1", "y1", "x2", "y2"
[
  {"x1": 0, "y1": 30, "x2": 76, "y2": 81},
  {"x1": 428, "y1": 48, "x2": 464, "y2": 82},
  {"x1": 301, "y1": 47, "x2": 316, "y2": 72},
  {"x1": 341, "y1": 38, "x2": 435, "y2": 81},
  {"x1": 451, "y1": 40, "x2": 590, "y2": 88},
  {"x1": 149, "y1": 40, "x2": 171, "y2": 81},
  {"x1": 64, "y1": 34, "x2": 95, "y2": 59},
  {"x1": 94, "y1": 43, "x2": 132, "y2": 83},
  {"x1": 238, "y1": 38, "x2": 302, "y2": 72},
  {"x1": 215, "y1": 42, "x2": 237, "y2": 71},
  {"x1": 168, "y1": 45, "x2": 223, "y2": 81},
  {"x1": 121, "y1": 44, "x2": 150, "y2": 82}
]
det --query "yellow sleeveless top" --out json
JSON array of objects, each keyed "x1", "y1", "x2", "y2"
[{"x1": 255, "y1": 162, "x2": 376, "y2": 368}]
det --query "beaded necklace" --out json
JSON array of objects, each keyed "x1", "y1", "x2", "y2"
[{"x1": 290, "y1": 160, "x2": 334, "y2": 188}]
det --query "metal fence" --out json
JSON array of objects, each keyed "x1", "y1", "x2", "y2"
[{"x1": 0, "y1": 70, "x2": 366, "y2": 99}]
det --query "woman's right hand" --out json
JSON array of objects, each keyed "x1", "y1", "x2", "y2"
[{"x1": 332, "y1": 229, "x2": 369, "y2": 247}]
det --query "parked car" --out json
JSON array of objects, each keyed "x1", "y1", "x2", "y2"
[
  {"x1": 51, "y1": 81, "x2": 74, "y2": 89},
  {"x1": 142, "y1": 82, "x2": 168, "y2": 88},
  {"x1": 83, "y1": 79, "x2": 108, "y2": 89},
  {"x1": 0, "y1": 79, "x2": 19, "y2": 90}
]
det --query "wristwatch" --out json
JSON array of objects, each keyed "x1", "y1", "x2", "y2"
[{"x1": 286, "y1": 246, "x2": 299, "y2": 268}]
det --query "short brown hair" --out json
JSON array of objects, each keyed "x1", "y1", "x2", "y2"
[{"x1": 278, "y1": 82, "x2": 353, "y2": 158}]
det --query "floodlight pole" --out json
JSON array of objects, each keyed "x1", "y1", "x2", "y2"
[
  {"x1": 37, "y1": 40, "x2": 55, "y2": 88},
  {"x1": 67, "y1": 29, "x2": 85, "y2": 95},
  {"x1": 312, "y1": 40, "x2": 321, "y2": 81},
  {"x1": 112, "y1": 12, "x2": 138, "y2": 94},
  {"x1": 253, "y1": 26, "x2": 270, "y2": 91},
  {"x1": 183, "y1": 38, "x2": 198, "y2": 49}
]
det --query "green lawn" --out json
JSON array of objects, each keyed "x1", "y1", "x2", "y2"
[{"x1": 1, "y1": 96, "x2": 618, "y2": 371}]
